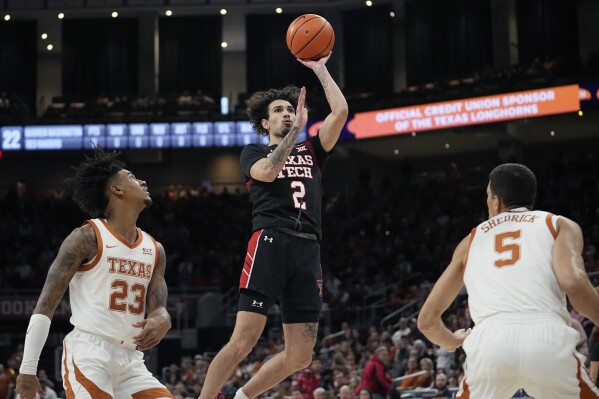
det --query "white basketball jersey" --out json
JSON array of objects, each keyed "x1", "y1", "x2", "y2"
[
  {"x1": 463, "y1": 209, "x2": 570, "y2": 325},
  {"x1": 69, "y1": 218, "x2": 159, "y2": 345}
]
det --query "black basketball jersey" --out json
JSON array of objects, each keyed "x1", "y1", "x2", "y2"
[{"x1": 240, "y1": 134, "x2": 330, "y2": 240}]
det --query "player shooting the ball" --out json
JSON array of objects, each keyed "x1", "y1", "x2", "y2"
[{"x1": 198, "y1": 16, "x2": 348, "y2": 399}]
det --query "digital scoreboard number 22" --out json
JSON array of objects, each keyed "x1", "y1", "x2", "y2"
[{"x1": 2, "y1": 128, "x2": 22, "y2": 150}]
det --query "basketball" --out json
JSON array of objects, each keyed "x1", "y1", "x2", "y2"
[{"x1": 286, "y1": 14, "x2": 335, "y2": 61}]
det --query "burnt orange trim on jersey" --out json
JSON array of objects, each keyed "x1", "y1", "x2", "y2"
[
  {"x1": 100, "y1": 218, "x2": 143, "y2": 249},
  {"x1": 132, "y1": 387, "x2": 174, "y2": 399},
  {"x1": 457, "y1": 377, "x2": 470, "y2": 398},
  {"x1": 575, "y1": 354, "x2": 599, "y2": 398},
  {"x1": 546, "y1": 213, "x2": 558, "y2": 239},
  {"x1": 147, "y1": 232, "x2": 160, "y2": 267},
  {"x1": 462, "y1": 228, "x2": 477, "y2": 278},
  {"x1": 73, "y1": 359, "x2": 113, "y2": 399},
  {"x1": 79, "y1": 220, "x2": 103, "y2": 272},
  {"x1": 62, "y1": 344, "x2": 75, "y2": 399}
]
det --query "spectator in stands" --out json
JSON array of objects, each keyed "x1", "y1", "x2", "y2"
[
  {"x1": 291, "y1": 387, "x2": 304, "y2": 399},
  {"x1": 319, "y1": 348, "x2": 333, "y2": 369},
  {"x1": 271, "y1": 378, "x2": 292, "y2": 399},
  {"x1": 296, "y1": 359, "x2": 323, "y2": 399},
  {"x1": 391, "y1": 319, "x2": 410, "y2": 345},
  {"x1": 332, "y1": 370, "x2": 349, "y2": 391},
  {"x1": 390, "y1": 335, "x2": 411, "y2": 377},
  {"x1": 357, "y1": 388, "x2": 372, "y2": 399},
  {"x1": 195, "y1": 90, "x2": 215, "y2": 106},
  {"x1": 319, "y1": 368, "x2": 335, "y2": 391},
  {"x1": 413, "y1": 358, "x2": 433, "y2": 388},
  {"x1": 313, "y1": 387, "x2": 327, "y2": 399},
  {"x1": 338, "y1": 385, "x2": 353, "y2": 399},
  {"x1": 411, "y1": 340, "x2": 427, "y2": 361},
  {"x1": 355, "y1": 346, "x2": 392, "y2": 399},
  {"x1": 430, "y1": 373, "x2": 451, "y2": 398},
  {"x1": 433, "y1": 346, "x2": 454, "y2": 372},
  {"x1": 398, "y1": 357, "x2": 420, "y2": 390},
  {"x1": 177, "y1": 91, "x2": 193, "y2": 106},
  {"x1": 165, "y1": 363, "x2": 180, "y2": 385}
]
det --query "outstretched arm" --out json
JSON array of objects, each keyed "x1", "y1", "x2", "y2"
[
  {"x1": 249, "y1": 87, "x2": 308, "y2": 182},
  {"x1": 553, "y1": 217, "x2": 599, "y2": 326},
  {"x1": 417, "y1": 235, "x2": 471, "y2": 352},
  {"x1": 17, "y1": 225, "x2": 97, "y2": 399},
  {"x1": 298, "y1": 53, "x2": 348, "y2": 152},
  {"x1": 132, "y1": 241, "x2": 171, "y2": 351}
]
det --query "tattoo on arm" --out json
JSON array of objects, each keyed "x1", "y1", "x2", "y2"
[
  {"x1": 262, "y1": 126, "x2": 301, "y2": 173},
  {"x1": 302, "y1": 323, "x2": 318, "y2": 344},
  {"x1": 314, "y1": 67, "x2": 329, "y2": 90},
  {"x1": 146, "y1": 242, "x2": 169, "y2": 315},
  {"x1": 34, "y1": 225, "x2": 97, "y2": 317},
  {"x1": 314, "y1": 67, "x2": 331, "y2": 101}
]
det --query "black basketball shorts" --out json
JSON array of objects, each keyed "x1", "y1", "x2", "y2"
[{"x1": 238, "y1": 228, "x2": 323, "y2": 323}]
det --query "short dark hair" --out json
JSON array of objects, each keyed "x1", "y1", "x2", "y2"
[
  {"x1": 246, "y1": 86, "x2": 300, "y2": 136},
  {"x1": 67, "y1": 148, "x2": 125, "y2": 217},
  {"x1": 489, "y1": 163, "x2": 537, "y2": 209}
]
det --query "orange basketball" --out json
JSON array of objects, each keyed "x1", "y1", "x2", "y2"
[{"x1": 286, "y1": 14, "x2": 335, "y2": 61}]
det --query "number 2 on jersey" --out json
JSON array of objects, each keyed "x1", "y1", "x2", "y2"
[
  {"x1": 291, "y1": 181, "x2": 306, "y2": 210},
  {"x1": 494, "y1": 230, "x2": 521, "y2": 267}
]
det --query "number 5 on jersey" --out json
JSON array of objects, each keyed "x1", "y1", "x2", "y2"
[
  {"x1": 494, "y1": 230, "x2": 522, "y2": 268},
  {"x1": 291, "y1": 181, "x2": 306, "y2": 210}
]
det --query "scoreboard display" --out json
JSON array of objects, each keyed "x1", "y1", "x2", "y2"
[{"x1": 1, "y1": 122, "x2": 307, "y2": 151}]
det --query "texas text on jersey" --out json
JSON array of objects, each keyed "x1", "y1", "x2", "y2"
[{"x1": 240, "y1": 135, "x2": 330, "y2": 240}]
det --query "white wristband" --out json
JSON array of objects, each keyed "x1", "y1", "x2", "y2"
[{"x1": 20, "y1": 314, "x2": 51, "y2": 375}]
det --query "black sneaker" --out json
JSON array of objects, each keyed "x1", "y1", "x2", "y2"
[{"x1": 216, "y1": 392, "x2": 236, "y2": 399}]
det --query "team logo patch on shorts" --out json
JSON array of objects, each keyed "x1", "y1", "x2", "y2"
[
  {"x1": 251, "y1": 300, "x2": 264, "y2": 308},
  {"x1": 317, "y1": 279, "x2": 323, "y2": 297}
]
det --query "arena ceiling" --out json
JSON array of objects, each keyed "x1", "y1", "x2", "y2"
[{"x1": 3, "y1": 0, "x2": 374, "y2": 12}]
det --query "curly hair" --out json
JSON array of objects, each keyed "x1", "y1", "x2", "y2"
[
  {"x1": 67, "y1": 148, "x2": 125, "y2": 217},
  {"x1": 246, "y1": 86, "x2": 301, "y2": 136}
]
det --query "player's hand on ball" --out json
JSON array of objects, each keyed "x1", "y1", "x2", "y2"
[
  {"x1": 297, "y1": 51, "x2": 332, "y2": 68},
  {"x1": 446, "y1": 328, "x2": 471, "y2": 352}
]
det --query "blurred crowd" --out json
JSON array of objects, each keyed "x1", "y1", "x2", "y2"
[
  {"x1": 41, "y1": 90, "x2": 219, "y2": 121},
  {"x1": 2, "y1": 310, "x2": 598, "y2": 399},
  {"x1": 0, "y1": 93, "x2": 31, "y2": 125},
  {"x1": 0, "y1": 149, "x2": 598, "y2": 399},
  {"x1": 2, "y1": 54, "x2": 593, "y2": 126}
]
